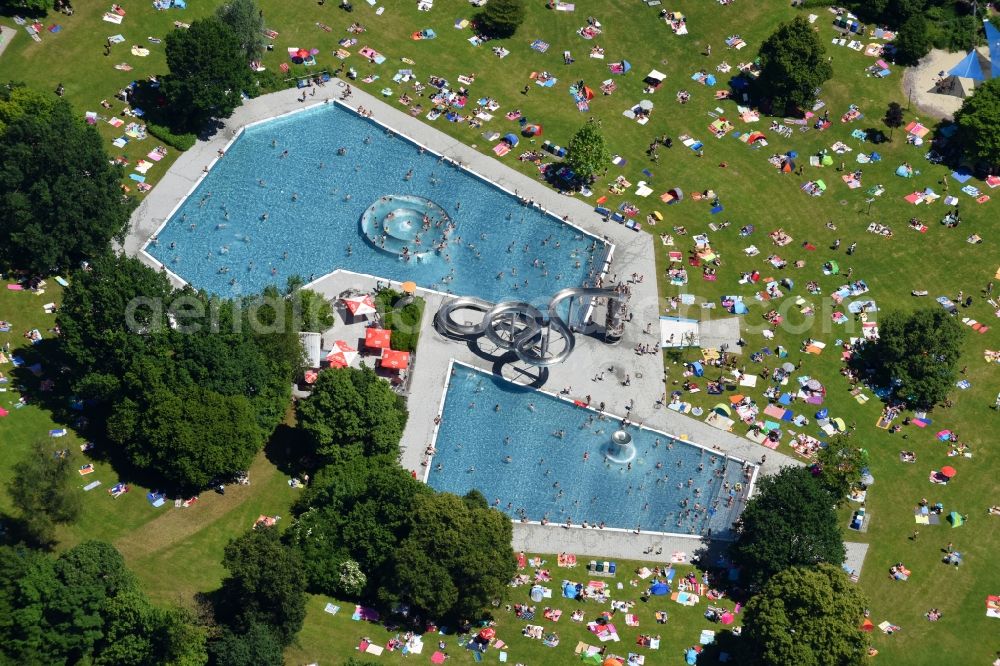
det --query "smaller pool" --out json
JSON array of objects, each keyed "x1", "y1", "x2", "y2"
[
  {"x1": 361, "y1": 194, "x2": 451, "y2": 260},
  {"x1": 427, "y1": 364, "x2": 753, "y2": 537}
]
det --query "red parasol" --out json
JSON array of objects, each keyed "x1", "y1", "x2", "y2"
[
  {"x1": 477, "y1": 627, "x2": 495, "y2": 641},
  {"x1": 343, "y1": 294, "x2": 377, "y2": 317},
  {"x1": 304, "y1": 369, "x2": 318, "y2": 384},
  {"x1": 295, "y1": 48, "x2": 310, "y2": 59},
  {"x1": 380, "y1": 349, "x2": 410, "y2": 370},
  {"x1": 365, "y1": 327, "x2": 391, "y2": 349},
  {"x1": 940, "y1": 466, "x2": 957, "y2": 478},
  {"x1": 325, "y1": 340, "x2": 358, "y2": 368}
]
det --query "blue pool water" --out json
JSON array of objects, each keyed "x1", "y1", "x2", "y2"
[
  {"x1": 147, "y1": 103, "x2": 608, "y2": 301},
  {"x1": 428, "y1": 365, "x2": 752, "y2": 536}
]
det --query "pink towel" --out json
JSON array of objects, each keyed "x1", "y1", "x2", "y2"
[{"x1": 7, "y1": 284, "x2": 23, "y2": 290}]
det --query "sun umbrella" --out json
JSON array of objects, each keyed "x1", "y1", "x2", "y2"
[
  {"x1": 326, "y1": 340, "x2": 358, "y2": 368},
  {"x1": 720, "y1": 612, "x2": 734, "y2": 625},
  {"x1": 806, "y1": 379, "x2": 824, "y2": 392},
  {"x1": 364, "y1": 327, "x2": 391, "y2": 349},
  {"x1": 304, "y1": 369, "x2": 318, "y2": 384},
  {"x1": 401, "y1": 281, "x2": 417, "y2": 294},
  {"x1": 380, "y1": 348, "x2": 410, "y2": 370},
  {"x1": 940, "y1": 466, "x2": 957, "y2": 478},
  {"x1": 638, "y1": 99, "x2": 653, "y2": 110},
  {"x1": 782, "y1": 362, "x2": 795, "y2": 372},
  {"x1": 343, "y1": 294, "x2": 377, "y2": 317},
  {"x1": 296, "y1": 48, "x2": 310, "y2": 59},
  {"x1": 478, "y1": 627, "x2": 495, "y2": 641}
]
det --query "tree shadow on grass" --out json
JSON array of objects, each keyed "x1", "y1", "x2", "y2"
[{"x1": 263, "y1": 423, "x2": 316, "y2": 478}]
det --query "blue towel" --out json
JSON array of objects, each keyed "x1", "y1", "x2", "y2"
[
  {"x1": 711, "y1": 205, "x2": 724, "y2": 214},
  {"x1": 642, "y1": 169, "x2": 654, "y2": 178}
]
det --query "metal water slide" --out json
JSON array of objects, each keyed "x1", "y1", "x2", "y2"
[{"x1": 434, "y1": 287, "x2": 618, "y2": 366}]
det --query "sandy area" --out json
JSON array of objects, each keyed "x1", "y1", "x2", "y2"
[{"x1": 904, "y1": 47, "x2": 992, "y2": 121}]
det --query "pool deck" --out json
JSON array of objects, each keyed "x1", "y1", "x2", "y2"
[{"x1": 123, "y1": 82, "x2": 848, "y2": 564}]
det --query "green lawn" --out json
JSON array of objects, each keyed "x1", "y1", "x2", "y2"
[
  {"x1": 2, "y1": 1, "x2": 999, "y2": 664},
  {"x1": 287, "y1": 554, "x2": 739, "y2": 666}
]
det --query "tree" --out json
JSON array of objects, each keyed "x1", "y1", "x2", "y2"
[
  {"x1": 287, "y1": 456, "x2": 430, "y2": 596},
  {"x1": 209, "y1": 622, "x2": 284, "y2": 666},
  {"x1": 476, "y1": 0, "x2": 526, "y2": 39},
  {"x1": 162, "y1": 18, "x2": 252, "y2": 131},
  {"x1": 8, "y1": 441, "x2": 83, "y2": 545},
  {"x1": 883, "y1": 101, "x2": 904, "y2": 141},
  {"x1": 218, "y1": 526, "x2": 307, "y2": 646},
  {"x1": 954, "y1": 77, "x2": 1000, "y2": 171},
  {"x1": 731, "y1": 467, "x2": 845, "y2": 588},
  {"x1": 858, "y1": 308, "x2": 964, "y2": 408},
  {"x1": 382, "y1": 492, "x2": 515, "y2": 620},
  {"x1": 338, "y1": 560, "x2": 368, "y2": 597},
  {"x1": 753, "y1": 17, "x2": 833, "y2": 114},
  {"x1": 57, "y1": 256, "x2": 301, "y2": 490},
  {"x1": 108, "y1": 385, "x2": 264, "y2": 490},
  {"x1": 3, "y1": 0, "x2": 52, "y2": 14},
  {"x1": 296, "y1": 367, "x2": 408, "y2": 462},
  {"x1": 294, "y1": 288, "x2": 335, "y2": 332},
  {"x1": 215, "y1": 0, "x2": 266, "y2": 62},
  {"x1": 742, "y1": 564, "x2": 868, "y2": 666},
  {"x1": 0, "y1": 541, "x2": 204, "y2": 665},
  {"x1": 565, "y1": 119, "x2": 611, "y2": 183},
  {"x1": 893, "y1": 14, "x2": 931, "y2": 66},
  {"x1": 815, "y1": 438, "x2": 870, "y2": 503},
  {"x1": 0, "y1": 88, "x2": 131, "y2": 273}
]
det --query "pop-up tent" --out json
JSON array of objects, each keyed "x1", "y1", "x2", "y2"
[
  {"x1": 948, "y1": 511, "x2": 964, "y2": 528},
  {"x1": 649, "y1": 580, "x2": 670, "y2": 596},
  {"x1": 563, "y1": 581, "x2": 579, "y2": 598}
]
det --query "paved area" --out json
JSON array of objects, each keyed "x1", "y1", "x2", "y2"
[
  {"x1": 0, "y1": 26, "x2": 17, "y2": 59},
  {"x1": 903, "y1": 48, "x2": 989, "y2": 121},
  {"x1": 125, "y1": 81, "x2": 803, "y2": 555}
]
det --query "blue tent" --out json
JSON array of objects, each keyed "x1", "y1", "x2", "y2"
[
  {"x1": 563, "y1": 582, "x2": 578, "y2": 599},
  {"x1": 948, "y1": 50, "x2": 984, "y2": 81},
  {"x1": 503, "y1": 133, "x2": 519, "y2": 147},
  {"x1": 985, "y1": 20, "x2": 1000, "y2": 79},
  {"x1": 690, "y1": 361, "x2": 704, "y2": 377},
  {"x1": 731, "y1": 302, "x2": 749, "y2": 315},
  {"x1": 650, "y1": 581, "x2": 669, "y2": 596},
  {"x1": 686, "y1": 648, "x2": 699, "y2": 665}
]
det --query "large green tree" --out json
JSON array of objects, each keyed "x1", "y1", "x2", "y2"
[
  {"x1": 0, "y1": 87, "x2": 131, "y2": 273},
  {"x1": 753, "y1": 16, "x2": 833, "y2": 114},
  {"x1": 8, "y1": 441, "x2": 83, "y2": 545},
  {"x1": 476, "y1": 0, "x2": 526, "y2": 39},
  {"x1": 287, "y1": 456, "x2": 431, "y2": 596},
  {"x1": 215, "y1": 0, "x2": 266, "y2": 61},
  {"x1": 108, "y1": 385, "x2": 264, "y2": 490},
  {"x1": 893, "y1": 14, "x2": 931, "y2": 66},
  {"x1": 381, "y1": 492, "x2": 515, "y2": 620},
  {"x1": 859, "y1": 308, "x2": 964, "y2": 408},
  {"x1": 565, "y1": 118, "x2": 611, "y2": 183},
  {"x1": 731, "y1": 467, "x2": 845, "y2": 588},
  {"x1": 57, "y1": 255, "x2": 301, "y2": 490},
  {"x1": 296, "y1": 367, "x2": 408, "y2": 462},
  {"x1": 815, "y1": 437, "x2": 870, "y2": 503},
  {"x1": 162, "y1": 18, "x2": 253, "y2": 131},
  {"x1": 217, "y1": 526, "x2": 307, "y2": 646},
  {"x1": 742, "y1": 564, "x2": 868, "y2": 666},
  {"x1": 0, "y1": 542, "x2": 206, "y2": 665},
  {"x1": 954, "y1": 77, "x2": 1000, "y2": 171}
]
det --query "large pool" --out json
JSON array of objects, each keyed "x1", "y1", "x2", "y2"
[
  {"x1": 427, "y1": 364, "x2": 752, "y2": 537},
  {"x1": 146, "y1": 103, "x2": 608, "y2": 301}
]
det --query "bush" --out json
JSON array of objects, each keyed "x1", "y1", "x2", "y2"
[
  {"x1": 374, "y1": 290, "x2": 425, "y2": 353},
  {"x1": 147, "y1": 123, "x2": 196, "y2": 151}
]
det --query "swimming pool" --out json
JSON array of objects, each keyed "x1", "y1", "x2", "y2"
[
  {"x1": 146, "y1": 103, "x2": 609, "y2": 301},
  {"x1": 427, "y1": 364, "x2": 753, "y2": 537}
]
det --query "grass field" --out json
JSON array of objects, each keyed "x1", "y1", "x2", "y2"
[{"x1": 2, "y1": 0, "x2": 999, "y2": 664}]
